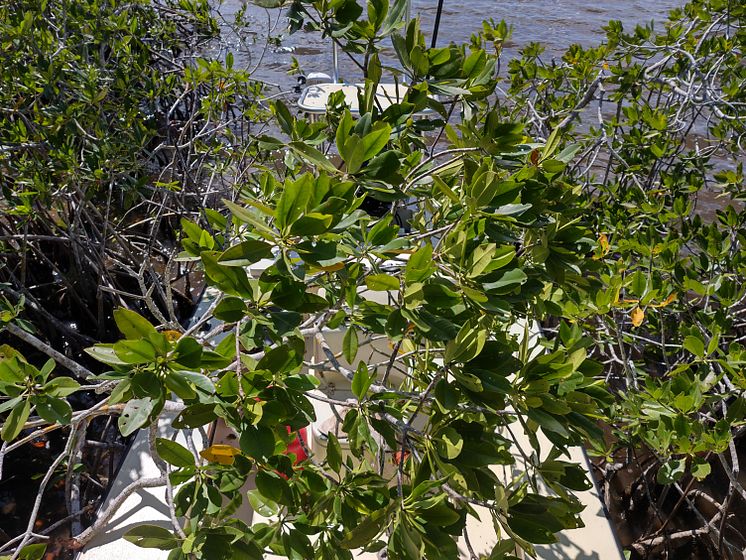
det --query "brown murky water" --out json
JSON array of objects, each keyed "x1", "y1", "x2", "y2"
[
  {"x1": 217, "y1": 0, "x2": 739, "y2": 218},
  {"x1": 219, "y1": 0, "x2": 683, "y2": 88}
]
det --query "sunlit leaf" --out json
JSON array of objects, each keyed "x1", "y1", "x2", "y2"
[{"x1": 200, "y1": 444, "x2": 241, "y2": 465}]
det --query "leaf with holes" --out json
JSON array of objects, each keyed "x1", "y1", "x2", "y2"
[{"x1": 118, "y1": 398, "x2": 155, "y2": 437}]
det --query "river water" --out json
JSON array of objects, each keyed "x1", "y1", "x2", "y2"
[
  {"x1": 220, "y1": 0, "x2": 684, "y2": 89},
  {"x1": 218, "y1": 0, "x2": 742, "y2": 217}
]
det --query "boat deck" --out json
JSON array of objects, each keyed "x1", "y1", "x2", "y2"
[
  {"x1": 76, "y1": 317, "x2": 623, "y2": 560},
  {"x1": 298, "y1": 83, "x2": 411, "y2": 115}
]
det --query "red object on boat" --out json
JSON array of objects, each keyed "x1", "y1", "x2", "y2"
[{"x1": 286, "y1": 426, "x2": 308, "y2": 464}]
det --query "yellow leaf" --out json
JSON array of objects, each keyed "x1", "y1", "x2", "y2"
[
  {"x1": 200, "y1": 444, "x2": 240, "y2": 465},
  {"x1": 599, "y1": 234, "x2": 609, "y2": 253},
  {"x1": 652, "y1": 293, "x2": 677, "y2": 308},
  {"x1": 593, "y1": 234, "x2": 610, "y2": 260},
  {"x1": 162, "y1": 330, "x2": 182, "y2": 342},
  {"x1": 631, "y1": 306, "x2": 644, "y2": 327}
]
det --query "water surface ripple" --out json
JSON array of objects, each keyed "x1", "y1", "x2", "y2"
[{"x1": 221, "y1": 0, "x2": 683, "y2": 86}]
